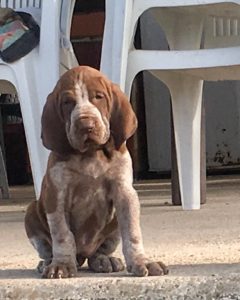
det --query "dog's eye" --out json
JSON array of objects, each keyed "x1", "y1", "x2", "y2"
[
  {"x1": 63, "y1": 97, "x2": 75, "y2": 106},
  {"x1": 95, "y1": 93, "x2": 104, "y2": 100}
]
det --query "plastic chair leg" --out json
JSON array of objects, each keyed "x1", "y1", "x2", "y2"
[
  {"x1": 0, "y1": 104, "x2": 9, "y2": 199},
  {"x1": 0, "y1": 147, "x2": 9, "y2": 199},
  {"x1": 101, "y1": 0, "x2": 133, "y2": 89},
  {"x1": 171, "y1": 100, "x2": 206, "y2": 206},
  {"x1": 167, "y1": 74, "x2": 203, "y2": 209},
  {"x1": 16, "y1": 74, "x2": 49, "y2": 199}
]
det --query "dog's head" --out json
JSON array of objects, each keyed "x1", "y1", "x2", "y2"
[{"x1": 41, "y1": 66, "x2": 137, "y2": 154}]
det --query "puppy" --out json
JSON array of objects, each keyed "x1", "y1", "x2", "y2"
[{"x1": 25, "y1": 66, "x2": 168, "y2": 278}]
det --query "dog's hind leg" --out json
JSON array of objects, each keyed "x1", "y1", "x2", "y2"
[{"x1": 25, "y1": 201, "x2": 52, "y2": 274}]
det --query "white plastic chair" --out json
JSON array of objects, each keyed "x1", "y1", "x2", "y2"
[
  {"x1": 101, "y1": 0, "x2": 240, "y2": 210},
  {"x1": 0, "y1": 0, "x2": 77, "y2": 198}
]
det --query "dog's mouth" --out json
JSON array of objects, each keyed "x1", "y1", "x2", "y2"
[
  {"x1": 67, "y1": 118, "x2": 110, "y2": 153},
  {"x1": 77, "y1": 133, "x2": 99, "y2": 153},
  {"x1": 77, "y1": 132, "x2": 89, "y2": 153}
]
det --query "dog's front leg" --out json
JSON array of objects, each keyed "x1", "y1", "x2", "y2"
[
  {"x1": 114, "y1": 184, "x2": 168, "y2": 277},
  {"x1": 43, "y1": 207, "x2": 77, "y2": 279}
]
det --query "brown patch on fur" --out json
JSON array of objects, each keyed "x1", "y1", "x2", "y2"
[
  {"x1": 79, "y1": 214, "x2": 99, "y2": 245},
  {"x1": 129, "y1": 236, "x2": 139, "y2": 244},
  {"x1": 110, "y1": 83, "x2": 137, "y2": 149},
  {"x1": 25, "y1": 201, "x2": 51, "y2": 247},
  {"x1": 40, "y1": 175, "x2": 59, "y2": 215},
  {"x1": 25, "y1": 201, "x2": 40, "y2": 239},
  {"x1": 101, "y1": 215, "x2": 118, "y2": 237}
]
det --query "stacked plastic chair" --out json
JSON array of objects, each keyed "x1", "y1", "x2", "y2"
[
  {"x1": 0, "y1": 0, "x2": 77, "y2": 198},
  {"x1": 101, "y1": 0, "x2": 240, "y2": 210}
]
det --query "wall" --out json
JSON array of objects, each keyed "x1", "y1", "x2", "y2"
[{"x1": 71, "y1": 4, "x2": 105, "y2": 69}]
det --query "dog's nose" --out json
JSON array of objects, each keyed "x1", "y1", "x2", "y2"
[{"x1": 79, "y1": 117, "x2": 95, "y2": 132}]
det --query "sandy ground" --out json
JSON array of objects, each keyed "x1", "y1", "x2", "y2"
[{"x1": 0, "y1": 175, "x2": 240, "y2": 281}]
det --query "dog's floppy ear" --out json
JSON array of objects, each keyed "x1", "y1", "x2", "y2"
[
  {"x1": 110, "y1": 83, "x2": 137, "y2": 149},
  {"x1": 41, "y1": 90, "x2": 73, "y2": 154}
]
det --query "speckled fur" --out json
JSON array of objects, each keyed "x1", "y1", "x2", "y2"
[{"x1": 25, "y1": 66, "x2": 168, "y2": 279}]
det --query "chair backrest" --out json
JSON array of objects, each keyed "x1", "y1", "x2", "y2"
[
  {"x1": 204, "y1": 14, "x2": 240, "y2": 48},
  {"x1": 0, "y1": 0, "x2": 41, "y2": 9},
  {"x1": 60, "y1": 0, "x2": 75, "y2": 48},
  {"x1": 59, "y1": 0, "x2": 78, "y2": 73},
  {"x1": 150, "y1": 2, "x2": 240, "y2": 49}
]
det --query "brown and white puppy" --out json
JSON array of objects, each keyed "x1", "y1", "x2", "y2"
[{"x1": 25, "y1": 66, "x2": 168, "y2": 279}]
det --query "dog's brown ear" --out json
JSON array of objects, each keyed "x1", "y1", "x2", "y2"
[
  {"x1": 41, "y1": 90, "x2": 73, "y2": 154},
  {"x1": 110, "y1": 83, "x2": 137, "y2": 149}
]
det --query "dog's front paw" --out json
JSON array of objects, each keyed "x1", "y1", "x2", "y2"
[
  {"x1": 42, "y1": 260, "x2": 77, "y2": 279},
  {"x1": 37, "y1": 259, "x2": 52, "y2": 273},
  {"x1": 128, "y1": 260, "x2": 168, "y2": 277},
  {"x1": 88, "y1": 254, "x2": 125, "y2": 273}
]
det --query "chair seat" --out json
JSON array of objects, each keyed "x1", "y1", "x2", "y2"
[
  {"x1": 126, "y1": 47, "x2": 240, "y2": 93},
  {"x1": 129, "y1": 47, "x2": 240, "y2": 70}
]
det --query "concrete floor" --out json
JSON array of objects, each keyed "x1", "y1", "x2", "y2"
[{"x1": 0, "y1": 175, "x2": 240, "y2": 299}]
